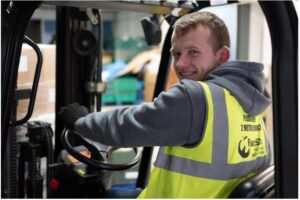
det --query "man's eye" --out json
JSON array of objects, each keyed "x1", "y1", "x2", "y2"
[
  {"x1": 172, "y1": 52, "x2": 180, "y2": 58},
  {"x1": 189, "y1": 50, "x2": 199, "y2": 55}
]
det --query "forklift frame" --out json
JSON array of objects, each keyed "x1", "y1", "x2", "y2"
[{"x1": 1, "y1": 1, "x2": 298, "y2": 198}]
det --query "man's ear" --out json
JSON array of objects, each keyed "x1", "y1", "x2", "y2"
[{"x1": 217, "y1": 46, "x2": 230, "y2": 64}]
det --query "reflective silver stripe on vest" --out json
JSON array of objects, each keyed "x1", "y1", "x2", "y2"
[
  {"x1": 210, "y1": 83, "x2": 228, "y2": 164},
  {"x1": 155, "y1": 82, "x2": 270, "y2": 180}
]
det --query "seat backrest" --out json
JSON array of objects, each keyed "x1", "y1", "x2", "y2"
[{"x1": 228, "y1": 165, "x2": 275, "y2": 198}]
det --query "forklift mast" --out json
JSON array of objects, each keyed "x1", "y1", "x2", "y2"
[{"x1": 55, "y1": 6, "x2": 103, "y2": 158}]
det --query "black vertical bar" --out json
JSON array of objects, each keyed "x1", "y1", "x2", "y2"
[
  {"x1": 55, "y1": 6, "x2": 72, "y2": 158},
  {"x1": 259, "y1": 1, "x2": 298, "y2": 198},
  {"x1": 136, "y1": 26, "x2": 173, "y2": 188},
  {"x1": 18, "y1": 156, "x2": 25, "y2": 198},
  {"x1": 1, "y1": 2, "x2": 41, "y2": 198}
]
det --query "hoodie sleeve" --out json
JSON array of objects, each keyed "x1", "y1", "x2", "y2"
[{"x1": 74, "y1": 80, "x2": 206, "y2": 147}]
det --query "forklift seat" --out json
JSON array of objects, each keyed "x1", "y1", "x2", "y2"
[{"x1": 228, "y1": 165, "x2": 275, "y2": 198}]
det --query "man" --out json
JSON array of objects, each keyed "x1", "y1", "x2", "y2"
[{"x1": 59, "y1": 11, "x2": 272, "y2": 198}]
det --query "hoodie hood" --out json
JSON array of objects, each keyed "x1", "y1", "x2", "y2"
[{"x1": 206, "y1": 60, "x2": 271, "y2": 116}]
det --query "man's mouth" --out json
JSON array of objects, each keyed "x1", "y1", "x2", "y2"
[{"x1": 179, "y1": 71, "x2": 196, "y2": 78}]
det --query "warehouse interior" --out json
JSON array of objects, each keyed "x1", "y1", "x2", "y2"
[{"x1": 1, "y1": 1, "x2": 298, "y2": 198}]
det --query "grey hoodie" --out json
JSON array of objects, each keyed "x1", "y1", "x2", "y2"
[{"x1": 74, "y1": 60, "x2": 271, "y2": 147}]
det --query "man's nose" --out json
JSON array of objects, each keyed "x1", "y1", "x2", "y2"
[{"x1": 175, "y1": 54, "x2": 189, "y2": 69}]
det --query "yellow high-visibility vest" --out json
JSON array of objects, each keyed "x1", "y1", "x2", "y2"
[{"x1": 138, "y1": 82, "x2": 271, "y2": 198}]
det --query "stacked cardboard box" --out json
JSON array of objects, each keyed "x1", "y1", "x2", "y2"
[
  {"x1": 143, "y1": 54, "x2": 178, "y2": 102},
  {"x1": 17, "y1": 44, "x2": 56, "y2": 120}
]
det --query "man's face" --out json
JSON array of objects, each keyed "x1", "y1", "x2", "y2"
[{"x1": 171, "y1": 25, "x2": 222, "y2": 81}]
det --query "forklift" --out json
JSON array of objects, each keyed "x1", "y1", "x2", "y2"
[{"x1": 1, "y1": 1, "x2": 298, "y2": 198}]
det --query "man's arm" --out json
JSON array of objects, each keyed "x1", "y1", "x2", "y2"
[{"x1": 74, "y1": 80, "x2": 206, "y2": 147}]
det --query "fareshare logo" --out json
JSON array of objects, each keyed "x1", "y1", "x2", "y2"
[{"x1": 238, "y1": 136, "x2": 250, "y2": 158}]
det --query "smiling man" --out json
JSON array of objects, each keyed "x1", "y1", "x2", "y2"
[
  {"x1": 170, "y1": 13, "x2": 230, "y2": 81},
  {"x1": 59, "y1": 11, "x2": 272, "y2": 198}
]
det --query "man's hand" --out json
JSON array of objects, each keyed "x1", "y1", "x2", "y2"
[{"x1": 58, "y1": 103, "x2": 89, "y2": 129}]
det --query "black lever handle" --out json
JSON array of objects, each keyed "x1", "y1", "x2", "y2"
[{"x1": 11, "y1": 36, "x2": 43, "y2": 126}]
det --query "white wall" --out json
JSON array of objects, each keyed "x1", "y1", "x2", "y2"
[{"x1": 202, "y1": 4, "x2": 238, "y2": 61}]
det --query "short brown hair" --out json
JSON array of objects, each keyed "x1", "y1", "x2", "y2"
[{"x1": 173, "y1": 11, "x2": 230, "y2": 52}]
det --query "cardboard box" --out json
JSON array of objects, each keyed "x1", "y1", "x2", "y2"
[
  {"x1": 17, "y1": 44, "x2": 56, "y2": 85},
  {"x1": 17, "y1": 81, "x2": 55, "y2": 120},
  {"x1": 143, "y1": 58, "x2": 178, "y2": 102},
  {"x1": 143, "y1": 54, "x2": 159, "y2": 102},
  {"x1": 165, "y1": 65, "x2": 179, "y2": 91},
  {"x1": 16, "y1": 44, "x2": 56, "y2": 120}
]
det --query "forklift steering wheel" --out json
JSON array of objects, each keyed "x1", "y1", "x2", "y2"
[{"x1": 61, "y1": 128, "x2": 142, "y2": 171}]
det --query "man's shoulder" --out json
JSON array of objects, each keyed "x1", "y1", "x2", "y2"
[
  {"x1": 161, "y1": 80, "x2": 204, "y2": 101},
  {"x1": 180, "y1": 79, "x2": 202, "y2": 88},
  {"x1": 170, "y1": 80, "x2": 206, "y2": 100},
  {"x1": 180, "y1": 79, "x2": 205, "y2": 92}
]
